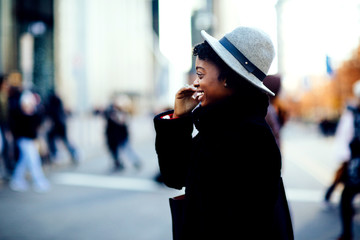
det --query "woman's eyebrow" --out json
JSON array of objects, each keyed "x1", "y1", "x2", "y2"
[{"x1": 195, "y1": 66, "x2": 205, "y2": 71}]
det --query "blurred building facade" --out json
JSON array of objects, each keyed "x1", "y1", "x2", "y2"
[
  {"x1": 54, "y1": 0, "x2": 156, "y2": 113},
  {"x1": 276, "y1": 0, "x2": 360, "y2": 94},
  {"x1": 4, "y1": 0, "x2": 359, "y2": 118},
  {"x1": 0, "y1": 0, "x2": 55, "y2": 97},
  {"x1": 0, "y1": 0, "x2": 212, "y2": 113},
  {"x1": 276, "y1": 0, "x2": 360, "y2": 120},
  {"x1": 1, "y1": 0, "x2": 160, "y2": 113}
]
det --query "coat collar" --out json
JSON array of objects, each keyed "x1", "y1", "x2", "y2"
[{"x1": 192, "y1": 93, "x2": 269, "y2": 132}]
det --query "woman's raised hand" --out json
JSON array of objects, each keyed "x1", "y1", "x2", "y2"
[{"x1": 173, "y1": 84, "x2": 199, "y2": 118}]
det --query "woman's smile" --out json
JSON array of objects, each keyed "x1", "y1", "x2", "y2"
[
  {"x1": 194, "y1": 57, "x2": 233, "y2": 107},
  {"x1": 192, "y1": 91, "x2": 204, "y2": 101}
]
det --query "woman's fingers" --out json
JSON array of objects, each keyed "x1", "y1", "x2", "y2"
[
  {"x1": 174, "y1": 85, "x2": 199, "y2": 118},
  {"x1": 177, "y1": 85, "x2": 197, "y2": 99}
]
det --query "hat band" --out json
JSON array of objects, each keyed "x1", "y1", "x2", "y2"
[{"x1": 219, "y1": 37, "x2": 266, "y2": 81}]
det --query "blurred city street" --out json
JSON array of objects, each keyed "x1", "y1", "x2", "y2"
[
  {"x1": 2, "y1": 0, "x2": 360, "y2": 239},
  {"x1": 1, "y1": 114, "x2": 360, "y2": 240}
]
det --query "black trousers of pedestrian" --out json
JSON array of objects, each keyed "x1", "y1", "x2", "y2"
[
  {"x1": 47, "y1": 124, "x2": 77, "y2": 163},
  {"x1": 0, "y1": 126, "x2": 16, "y2": 176},
  {"x1": 326, "y1": 162, "x2": 348, "y2": 202},
  {"x1": 325, "y1": 183, "x2": 337, "y2": 202},
  {"x1": 340, "y1": 184, "x2": 360, "y2": 239},
  {"x1": 106, "y1": 139, "x2": 124, "y2": 170}
]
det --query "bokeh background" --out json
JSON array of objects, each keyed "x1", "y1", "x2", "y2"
[{"x1": 1, "y1": 0, "x2": 360, "y2": 239}]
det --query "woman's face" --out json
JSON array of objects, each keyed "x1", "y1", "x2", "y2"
[{"x1": 193, "y1": 57, "x2": 233, "y2": 107}]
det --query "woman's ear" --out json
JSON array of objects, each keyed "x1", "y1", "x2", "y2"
[{"x1": 220, "y1": 78, "x2": 228, "y2": 88}]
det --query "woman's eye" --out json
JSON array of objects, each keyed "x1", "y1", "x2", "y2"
[{"x1": 196, "y1": 73, "x2": 204, "y2": 78}]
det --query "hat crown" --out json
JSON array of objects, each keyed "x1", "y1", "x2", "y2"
[
  {"x1": 224, "y1": 27, "x2": 275, "y2": 75},
  {"x1": 200, "y1": 26, "x2": 276, "y2": 95}
]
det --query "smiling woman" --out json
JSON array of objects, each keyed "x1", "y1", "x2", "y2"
[
  {"x1": 192, "y1": 41, "x2": 258, "y2": 106},
  {"x1": 154, "y1": 26, "x2": 293, "y2": 240}
]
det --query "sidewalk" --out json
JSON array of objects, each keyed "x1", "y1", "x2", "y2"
[
  {"x1": 2, "y1": 117, "x2": 360, "y2": 240},
  {"x1": 63, "y1": 112, "x2": 160, "y2": 179},
  {"x1": 280, "y1": 121, "x2": 360, "y2": 240}
]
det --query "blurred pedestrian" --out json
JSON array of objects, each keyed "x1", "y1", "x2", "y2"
[
  {"x1": 7, "y1": 73, "x2": 23, "y2": 177},
  {"x1": 9, "y1": 90, "x2": 50, "y2": 192},
  {"x1": 264, "y1": 74, "x2": 284, "y2": 148},
  {"x1": 154, "y1": 27, "x2": 293, "y2": 239},
  {"x1": 104, "y1": 94, "x2": 141, "y2": 172},
  {"x1": 328, "y1": 79, "x2": 360, "y2": 240},
  {"x1": 338, "y1": 137, "x2": 360, "y2": 240},
  {"x1": 0, "y1": 74, "x2": 12, "y2": 178},
  {"x1": 324, "y1": 80, "x2": 360, "y2": 206},
  {"x1": 45, "y1": 92, "x2": 78, "y2": 165}
]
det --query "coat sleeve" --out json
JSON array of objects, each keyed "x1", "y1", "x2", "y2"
[{"x1": 153, "y1": 110, "x2": 194, "y2": 189}]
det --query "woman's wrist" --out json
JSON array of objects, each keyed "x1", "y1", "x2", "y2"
[{"x1": 173, "y1": 112, "x2": 189, "y2": 119}]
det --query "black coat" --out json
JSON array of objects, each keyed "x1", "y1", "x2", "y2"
[{"x1": 154, "y1": 94, "x2": 282, "y2": 239}]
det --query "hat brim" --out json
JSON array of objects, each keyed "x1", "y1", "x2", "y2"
[{"x1": 201, "y1": 30, "x2": 275, "y2": 96}]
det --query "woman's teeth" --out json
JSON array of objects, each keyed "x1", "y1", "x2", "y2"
[{"x1": 192, "y1": 92, "x2": 204, "y2": 100}]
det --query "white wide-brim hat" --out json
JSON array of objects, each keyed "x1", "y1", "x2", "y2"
[{"x1": 201, "y1": 27, "x2": 276, "y2": 96}]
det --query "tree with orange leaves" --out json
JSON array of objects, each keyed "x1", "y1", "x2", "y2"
[{"x1": 333, "y1": 44, "x2": 360, "y2": 111}]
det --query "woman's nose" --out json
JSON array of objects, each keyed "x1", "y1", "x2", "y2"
[{"x1": 193, "y1": 78, "x2": 200, "y2": 87}]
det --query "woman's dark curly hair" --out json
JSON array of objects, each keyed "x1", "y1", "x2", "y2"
[{"x1": 192, "y1": 41, "x2": 266, "y2": 98}]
